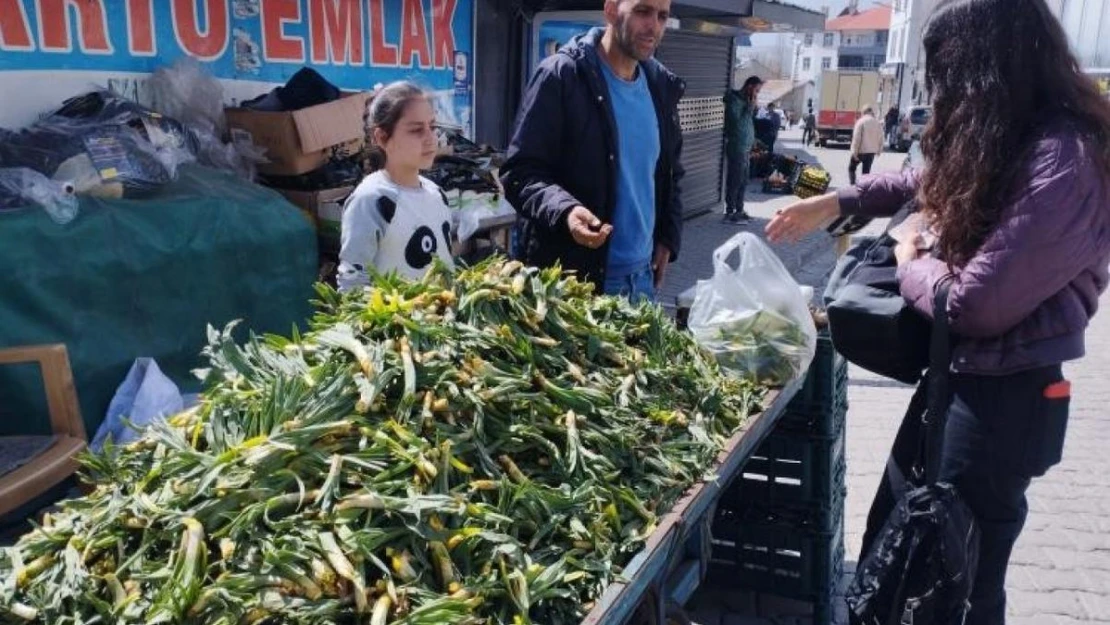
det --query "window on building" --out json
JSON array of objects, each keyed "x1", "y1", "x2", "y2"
[
  {"x1": 824, "y1": 32, "x2": 835, "y2": 47},
  {"x1": 804, "y1": 33, "x2": 814, "y2": 47},
  {"x1": 877, "y1": 31, "x2": 888, "y2": 46},
  {"x1": 822, "y1": 56, "x2": 832, "y2": 69},
  {"x1": 803, "y1": 57, "x2": 812, "y2": 71}
]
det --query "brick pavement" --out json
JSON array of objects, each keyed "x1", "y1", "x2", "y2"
[{"x1": 679, "y1": 130, "x2": 1110, "y2": 624}]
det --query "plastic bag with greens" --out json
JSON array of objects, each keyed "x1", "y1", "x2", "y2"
[{"x1": 688, "y1": 232, "x2": 817, "y2": 385}]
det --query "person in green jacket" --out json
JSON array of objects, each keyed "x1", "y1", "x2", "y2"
[{"x1": 724, "y1": 76, "x2": 762, "y2": 224}]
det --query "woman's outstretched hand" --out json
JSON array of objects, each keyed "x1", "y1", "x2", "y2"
[{"x1": 765, "y1": 193, "x2": 841, "y2": 243}]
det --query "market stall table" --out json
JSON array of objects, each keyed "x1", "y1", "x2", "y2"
[{"x1": 581, "y1": 378, "x2": 804, "y2": 625}]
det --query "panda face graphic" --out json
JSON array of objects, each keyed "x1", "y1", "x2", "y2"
[
  {"x1": 405, "y1": 226, "x2": 438, "y2": 269},
  {"x1": 369, "y1": 182, "x2": 453, "y2": 278}
]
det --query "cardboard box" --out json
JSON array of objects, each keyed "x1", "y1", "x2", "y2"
[
  {"x1": 225, "y1": 92, "x2": 371, "y2": 176},
  {"x1": 274, "y1": 186, "x2": 355, "y2": 254}
]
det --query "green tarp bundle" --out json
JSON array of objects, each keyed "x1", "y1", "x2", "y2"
[{"x1": 0, "y1": 165, "x2": 318, "y2": 437}]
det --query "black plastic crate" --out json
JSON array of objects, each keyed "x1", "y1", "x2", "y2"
[
  {"x1": 709, "y1": 508, "x2": 845, "y2": 624},
  {"x1": 725, "y1": 428, "x2": 846, "y2": 512},
  {"x1": 780, "y1": 335, "x2": 849, "y2": 439},
  {"x1": 721, "y1": 459, "x2": 846, "y2": 532},
  {"x1": 779, "y1": 396, "x2": 848, "y2": 441},
  {"x1": 789, "y1": 333, "x2": 847, "y2": 410}
]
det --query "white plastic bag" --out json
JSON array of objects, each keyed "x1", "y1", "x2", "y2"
[
  {"x1": 0, "y1": 167, "x2": 79, "y2": 224},
  {"x1": 456, "y1": 194, "x2": 515, "y2": 242},
  {"x1": 688, "y1": 232, "x2": 817, "y2": 385},
  {"x1": 92, "y1": 358, "x2": 184, "y2": 452},
  {"x1": 147, "y1": 58, "x2": 268, "y2": 181},
  {"x1": 148, "y1": 58, "x2": 226, "y2": 139}
]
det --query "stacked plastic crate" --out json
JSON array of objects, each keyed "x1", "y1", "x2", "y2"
[{"x1": 710, "y1": 333, "x2": 848, "y2": 624}]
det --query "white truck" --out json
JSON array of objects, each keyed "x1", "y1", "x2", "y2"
[{"x1": 814, "y1": 70, "x2": 880, "y2": 147}]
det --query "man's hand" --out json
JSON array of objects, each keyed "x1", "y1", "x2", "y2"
[
  {"x1": 567, "y1": 206, "x2": 613, "y2": 249},
  {"x1": 652, "y1": 243, "x2": 672, "y2": 289}
]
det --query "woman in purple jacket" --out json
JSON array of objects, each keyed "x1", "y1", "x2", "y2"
[{"x1": 768, "y1": 0, "x2": 1110, "y2": 622}]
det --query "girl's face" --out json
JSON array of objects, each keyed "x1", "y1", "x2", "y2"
[{"x1": 377, "y1": 98, "x2": 438, "y2": 172}]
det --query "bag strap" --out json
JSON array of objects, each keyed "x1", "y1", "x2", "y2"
[{"x1": 923, "y1": 280, "x2": 954, "y2": 485}]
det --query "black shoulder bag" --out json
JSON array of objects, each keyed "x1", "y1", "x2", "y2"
[{"x1": 823, "y1": 202, "x2": 931, "y2": 384}]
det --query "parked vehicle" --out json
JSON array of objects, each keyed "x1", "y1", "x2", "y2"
[
  {"x1": 815, "y1": 70, "x2": 880, "y2": 147},
  {"x1": 892, "y1": 106, "x2": 932, "y2": 152}
]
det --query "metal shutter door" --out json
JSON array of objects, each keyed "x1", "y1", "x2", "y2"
[{"x1": 655, "y1": 30, "x2": 734, "y2": 218}]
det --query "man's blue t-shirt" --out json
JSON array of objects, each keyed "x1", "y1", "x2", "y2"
[{"x1": 600, "y1": 60, "x2": 660, "y2": 277}]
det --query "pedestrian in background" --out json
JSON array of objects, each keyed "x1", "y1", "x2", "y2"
[
  {"x1": 768, "y1": 0, "x2": 1110, "y2": 621},
  {"x1": 724, "y1": 76, "x2": 762, "y2": 224},
  {"x1": 764, "y1": 102, "x2": 783, "y2": 153},
  {"x1": 802, "y1": 108, "x2": 817, "y2": 147},
  {"x1": 849, "y1": 106, "x2": 883, "y2": 184},
  {"x1": 885, "y1": 105, "x2": 900, "y2": 147}
]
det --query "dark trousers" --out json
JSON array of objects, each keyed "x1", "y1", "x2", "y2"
[
  {"x1": 725, "y1": 150, "x2": 750, "y2": 214},
  {"x1": 849, "y1": 153, "x2": 876, "y2": 185},
  {"x1": 802, "y1": 127, "x2": 815, "y2": 146},
  {"x1": 860, "y1": 365, "x2": 1070, "y2": 625}
]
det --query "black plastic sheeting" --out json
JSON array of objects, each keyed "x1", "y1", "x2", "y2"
[{"x1": 846, "y1": 482, "x2": 979, "y2": 625}]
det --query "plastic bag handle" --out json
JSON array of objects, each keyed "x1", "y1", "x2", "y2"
[{"x1": 711, "y1": 233, "x2": 754, "y2": 276}]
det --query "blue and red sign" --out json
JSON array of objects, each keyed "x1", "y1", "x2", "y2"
[{"x1": 0, "y1": 0, "x2": 473, "y2": 130}]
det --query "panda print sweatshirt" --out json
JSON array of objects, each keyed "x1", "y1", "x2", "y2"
[{"x1": 337, "y1": 170, "x2": 455, "y2": 291}]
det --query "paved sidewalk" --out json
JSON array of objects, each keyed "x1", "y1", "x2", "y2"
[{"x1": 677, "y1": 130, "x2": 1110, "y2": 624}]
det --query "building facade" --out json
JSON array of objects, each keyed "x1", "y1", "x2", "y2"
[
  {"x1": 792, "y1": 5, "x2": 891, "y2": 114},
  {"x1": 882, "y1": 0, "x2": 937, "y2": 113},
  {"x1": 880, "y1": 0, "x2": 1109, "y2": 116},
  {"x1": 1048, "y1": 0, "x2": 1110, "y2": 97},
  {"x1": 794, "y1": 29, "x2": 841, "y2": 87}
]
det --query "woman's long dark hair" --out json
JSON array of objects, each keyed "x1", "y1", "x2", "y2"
[{"x1": 919, "y1": 0, "x2": 1110, "y2": 267}]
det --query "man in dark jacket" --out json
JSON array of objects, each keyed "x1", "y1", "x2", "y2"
[
  {"x1": 500, "y1": 0, "x2": 685, "y2": 302},
  {"x1": 724, "y1": 76, "x2": 762, "y2": 223},
  {"x1": 885, "y1": 106, "x2": 900, "y2": 147}
]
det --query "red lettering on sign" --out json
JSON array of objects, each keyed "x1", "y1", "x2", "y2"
[
  {"x1": 261, "y1": 0, "x2": 305, "y2": 61},
  {"x1": 431, "y1": 0, "x2": 456, "y2": 69},
  {"x1": 172, "y1": 0, "x2": 228, "y2": 60},
  {"x1": 0, "y1": 0, "x2": 33, "y2": 50},
  {"x1": 38, "y1": 0, "x2": 113, "y2": 54},
  {"x1": 399, "y1": 0, "x2": 431, "y2": 68},
  {"x1": 368, "y1": 0, "x2": 397, "y2": 66},
  {"x1": 309, "y1": 0, "x2": 363, "y2": 65},
  {"x1": 127, "y1": 0, "x2": 155, "y2": 55}
]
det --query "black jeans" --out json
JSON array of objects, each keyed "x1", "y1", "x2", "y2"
[
  {"x1": 802, "y1": 127, "x2": 815, "y2": 146},
  {"x1": 860, "y1": 365, "x2": 1071, "y2": 625},
  {"x1": 725, "y1": 150, "x2": 750, "y2": 214},
  {"x1": 849, "y1": 153, "x2": 875, "y2": 185}
]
